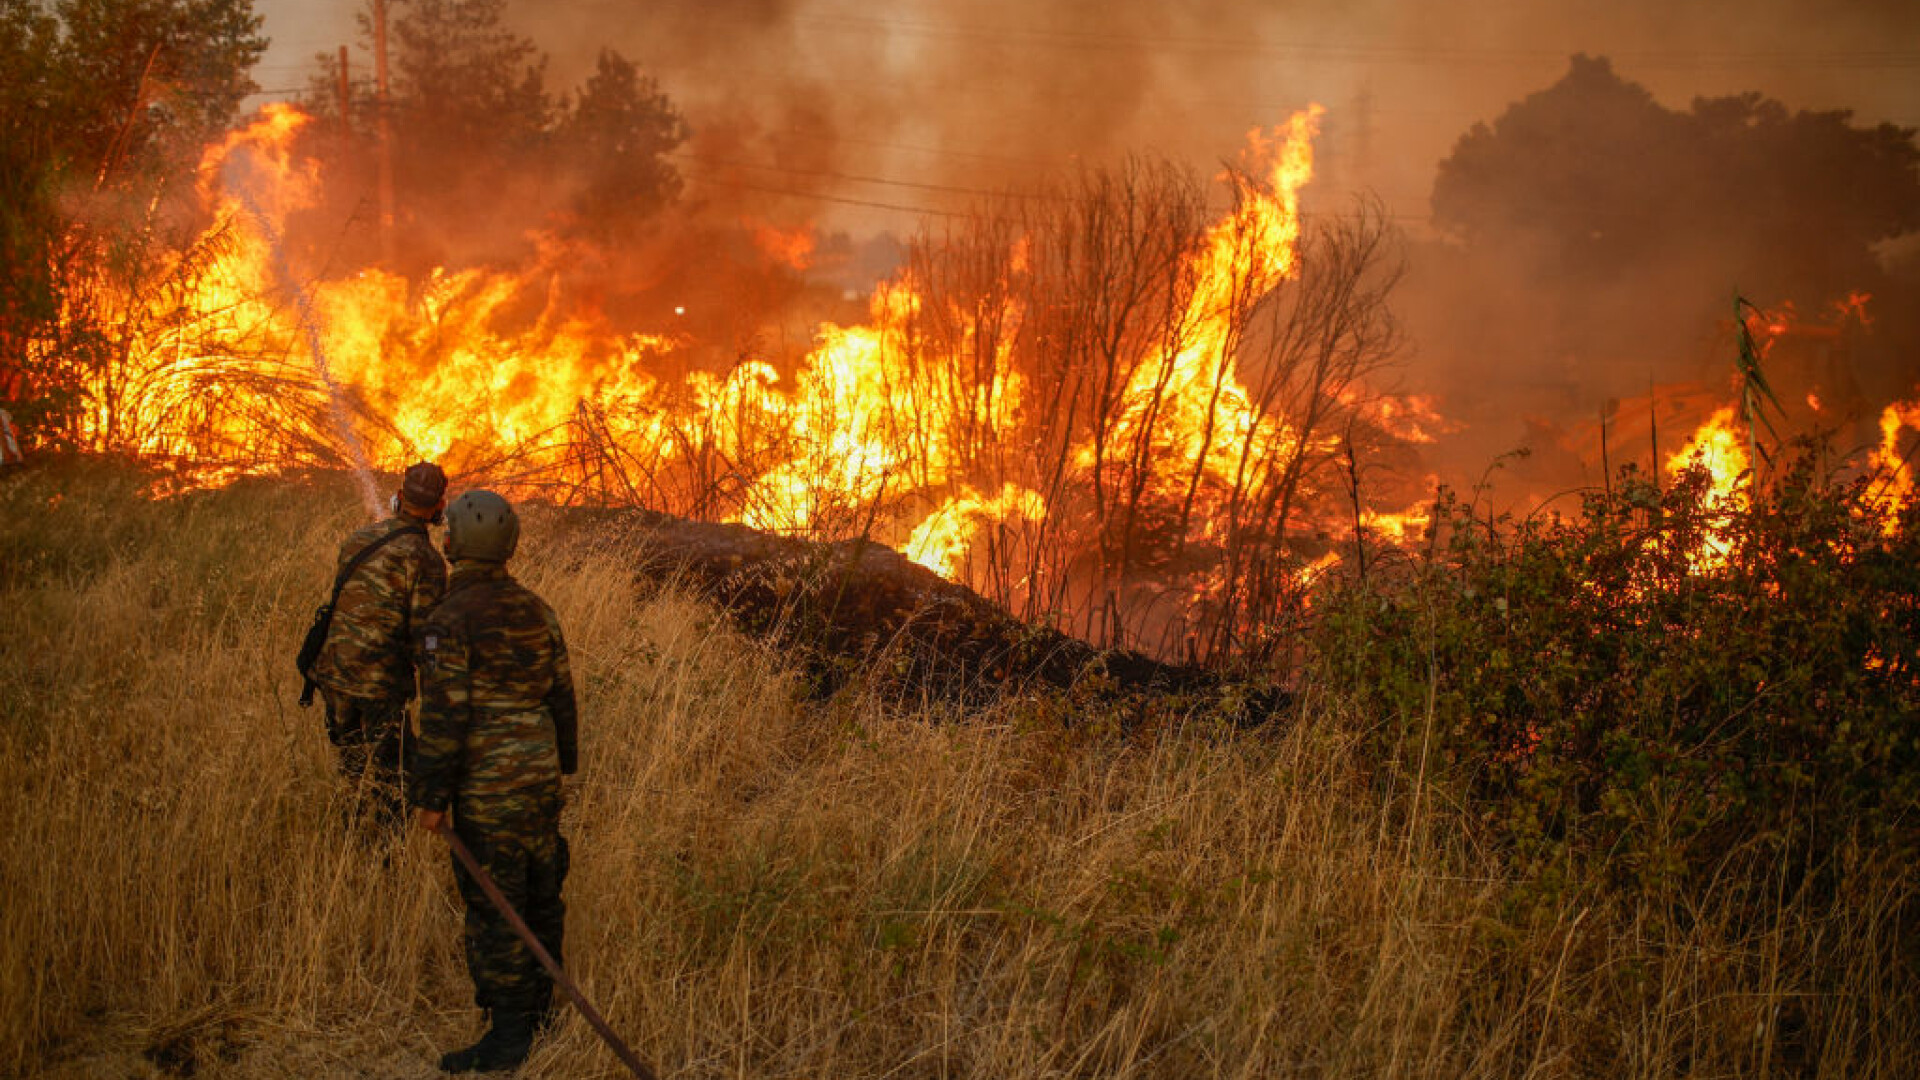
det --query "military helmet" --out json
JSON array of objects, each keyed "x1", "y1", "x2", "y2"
[{"x1": 444, "y1": 490, "x2": 519, "y2": 562}]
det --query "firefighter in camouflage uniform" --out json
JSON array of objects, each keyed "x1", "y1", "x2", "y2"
[
  {"x1": 411, "y1": 490, "x2": 579, "y2": 1074},
  {"x1": 311, "y1": 462, "x2": 449, "y2": 829}
]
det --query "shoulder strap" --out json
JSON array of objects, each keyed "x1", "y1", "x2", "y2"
[
  {"x1": 299, "y1": 523, "x2": 428, "y2": 708},
  {"x1": 327, "y1": 523, "x2": 428, "y2": 608}
]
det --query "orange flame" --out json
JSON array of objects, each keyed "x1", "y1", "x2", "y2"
[
  {"x1": 1870, "y1": 397, "x2": 1920, "y2": 532},
  {"x1": 1340, "y1": 390, "x2": 1456, "y2": 445},
  {"x1": 1665, "y1": 406, "x2": 1750, "y2": 508},
  {"x1": 1664, "y1": 406, "x2": 1751, "y2": 569},
  {"x1": 905, "y1": 482, "x2": 1049, "y2": 578},
  {"x1": 60, "y1": 101, "x2": 1370, "y2": 638},
  {"x1": 749, "y1": 221, "x2": 816, "y2": 271},
  {"x1": 1088, "y1": 108, "x2": 1325, "y2": 518},
  {"x1": 1358, "y1": 502, "x2": 1433, "y2": 546}
]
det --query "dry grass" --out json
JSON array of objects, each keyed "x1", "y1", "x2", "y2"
[{"x1": 1, "y1": 458, "x2": 1912, "y2": 1078}]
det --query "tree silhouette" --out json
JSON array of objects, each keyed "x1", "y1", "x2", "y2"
[
  {"x1": 1433, "y1": 54, "x2": 1920, "y2": 307},
  {"x1": 389, "y1": 0, "x2": 550, "y2": 170},
  {"x1": 1410, "y1": 54, "x2": 1920, "y2": 449},
  {"x1": 554, "y1": 49, "x2": 687, "y2": 243}
]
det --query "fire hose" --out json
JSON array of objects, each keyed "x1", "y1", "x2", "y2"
[{"x1": 431, "y1": 819, "x2": 658, "y2": 1080}]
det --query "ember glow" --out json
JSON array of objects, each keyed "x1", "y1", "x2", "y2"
[{"x1": 751, "y1": 222, "x2": 817, "y2": 272}]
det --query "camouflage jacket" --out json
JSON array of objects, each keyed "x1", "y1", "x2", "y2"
[
  {"x1": 409, "y1": 562, "x2": 579, "y2": 813},
  {"x1": 311, "y1": 514, "x2": 447, "y2": 702}
]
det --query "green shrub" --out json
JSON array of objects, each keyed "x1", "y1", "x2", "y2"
[{"x1": 1312, "y1": 446, "x2": 1920, "y2": 905}]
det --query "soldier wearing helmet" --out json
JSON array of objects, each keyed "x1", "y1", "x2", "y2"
[
  {"x1": 411, "y1": 490, "x2": 579, "y2": 1074},
  {"x1": 310, "y1": 461, "x2": 449, "y2": 830}
]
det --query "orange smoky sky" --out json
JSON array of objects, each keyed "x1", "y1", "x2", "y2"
[{"x1": 247, "y1": 0, "x2": 1920, "y2": 237}]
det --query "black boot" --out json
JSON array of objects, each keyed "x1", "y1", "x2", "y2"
[{"x1": 439, "y1": 1010, "x2": 536, "y2": 1073}]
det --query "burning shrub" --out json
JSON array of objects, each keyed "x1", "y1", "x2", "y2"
[{"x1": 1312, "y1": 443, "x2": 1920, "y2": 906}]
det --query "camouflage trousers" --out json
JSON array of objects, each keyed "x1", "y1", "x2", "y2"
[
  {"x1": 320, "y1": 689, "x2": 413, "y2": 831},
  {"x1": 452, "y1": 786, "x2": 568, "y2": 1014}
]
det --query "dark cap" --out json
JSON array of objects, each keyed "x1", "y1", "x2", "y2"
[{"x1": 400, "y1": 462, "x2": 449, "y2": 508}]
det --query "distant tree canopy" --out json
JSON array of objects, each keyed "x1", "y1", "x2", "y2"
[
  {"x1": 391, "y1": 0, "x2": 549, "y2": 152},
  {"x1": 46, "y1": 0, "x2": 265, "y2": 181},
  {"x1": 1, "y1": 0, "x2": 266, "y2": 432},
  {"x1": 1407, "y1": 54, "x2": 1920, "y2": 442},
  {"x1": 1, "y1": 0, "x2": 266, "y2": 241},
  {"x1": 1432, "y1": 54, "x2": 1920, "y2": 306},
  {"x1": 3, "y1": 0, "x2": 264, "y2": 194},
  {"x1": 304, "y1": 0, "x2": 686, "y2": 267},
  {"x1": 556, "y1": 49, "x2": 687, "y2": 242},
  {"x1": 1, "y1": 3, "x2": 67, "y2": 350}
]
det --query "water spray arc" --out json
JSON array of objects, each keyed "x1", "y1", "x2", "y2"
[{"x1": 225, "y1": 152, "x2": 383, "y2": 517}]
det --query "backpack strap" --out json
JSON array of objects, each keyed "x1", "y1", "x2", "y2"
[
  {"x1": 298, "y1": 523, "x2": 429, "y2": 707},
  {"x1": 327, "y1": 523, "x2": 429, "y2": 609}
]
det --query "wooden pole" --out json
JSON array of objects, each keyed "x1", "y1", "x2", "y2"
[
  {"x1": 335, "y1": 46, "x2": 351, "y2": 139},
  {"x1": 1649, "y1": 377, "x2": 1661, "y2": 492},
  {"x1": 1600, "y1": 398, "x2": 1614, "y2": 505},
  {"x1": 372, "y1": 0, "x2": 395, "y2": 266}
]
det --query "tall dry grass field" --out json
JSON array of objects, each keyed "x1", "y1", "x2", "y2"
[{"x1": 1, "y1": 459, "x2": 1912, "y2": 1077}]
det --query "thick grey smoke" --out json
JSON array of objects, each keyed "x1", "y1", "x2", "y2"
[
  {"x1": 252, "y1": 1, "x2": 1918, "y2": 232},
  {"x1": 492, "y1": 0, "x2": 1920, "y2": 234}
]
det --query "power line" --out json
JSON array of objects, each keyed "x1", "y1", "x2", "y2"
[
  {"x1": 671, "y1": 152, "x2": 1068, "y2": 203},
  {"x1": 596, "y1": 1, "x2": 1920, "y2": 70},
  {"x1": 681, "y1": 171, "x2": 968, "y2": 219},
  {"x1": 681, "y1": 167, "x2": 1436, "y2": 227}
]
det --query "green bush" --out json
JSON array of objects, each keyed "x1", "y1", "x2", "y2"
[{"x1": 1312, "y1": 447, "x2": 1920, "y2": 905}]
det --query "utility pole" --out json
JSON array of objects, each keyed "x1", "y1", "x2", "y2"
[
  {"x1": 1350, "y1": 82, "x2": 1375, "y2": 193},
  {"x1": 335, "y1": 46, "x2": 350, "y2": 139},
  {"x1": 373, "y1": 0, "x2": 396, "y2": 266}
]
